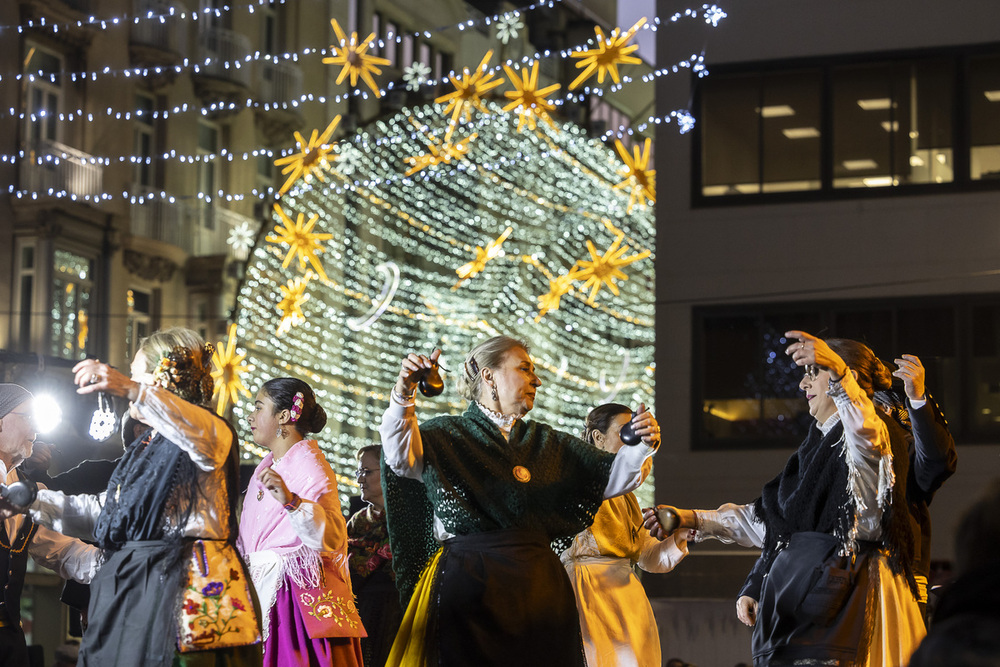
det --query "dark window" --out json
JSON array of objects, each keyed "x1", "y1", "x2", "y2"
[{"x1": 691, "y1": 296, "x2": 1000, "y2": 450}]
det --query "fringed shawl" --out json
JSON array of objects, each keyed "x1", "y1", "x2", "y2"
[{"x1": 750, "y1": 411, "x2": 916, "y2": 597}]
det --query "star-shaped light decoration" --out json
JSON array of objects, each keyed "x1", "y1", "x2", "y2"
[
  {"x1": 273, "y1": 116, "x2": 341, "y2": 195},
  {"x1": 266, "y1": 204, "x2": 333, "y2": 281},
  {"x1": 227, "y1": 220, "x2": 256, "y2": 261},
  {"x1": 495, "y1": 13, "x2": 524, "y2": 44},
  {"x1": 613, "y1": 138, "x2": 656, "y2": 213},
  {"x1": 501, "y1": 62, "x2": 560, "y2": 132},
  {"x1": 573, "y1": 232, "x2": 651, "y2": 304},
  {"x1": 403, "y1": 61, "x2": 431, "y2": 92},
  {"x1": 276, "y1": 276, "x2": 311, "y2": 336},
  {"x1": 435, "y1": 51, "x2": 502, "y2": 140},
  {"x1": 404, "y1": 125, "x2": 478, "y2": 177},
  {"x1": 569, "y1": 18, "x2": 646, "y2": 90},
  {"x1": 536, "y1": 270, "x2": 578, "y2": 320},
  {"x1": 211, "y1": 323, "x2": 252, "y2": 415},
  {"x1": 322, "y1": 19, "x2": 391, "y2": 98},
  {"x1": 454, "y1": 226, "x2": 513, "y2": 287}
]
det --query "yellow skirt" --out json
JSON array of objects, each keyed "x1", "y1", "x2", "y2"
[{"x1": 384, "y1": 548, "x2": 443, "y2": 667}]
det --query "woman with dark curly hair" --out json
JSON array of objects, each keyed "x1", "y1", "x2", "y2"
[
  {"x1": 31, "y1": 327, "x2": 261, "y2": 667},
  {"x1": 644, "y1": 331, "x2": 925, "y2": 667},
  {"x1": 238, "y1": 377, "x2": 364, "y2": 666}
]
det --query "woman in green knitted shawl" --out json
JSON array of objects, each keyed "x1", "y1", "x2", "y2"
[{"x1": 378, "y1": 335, "x2": 661, "y2": 667}]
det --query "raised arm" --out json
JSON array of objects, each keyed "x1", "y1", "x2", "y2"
[
  {"x1": 378, "y1": 349, "x2": 440, "y2": 479},
  {"x1": 605, "y1": 403, "x2": 660, "y2": 498}
]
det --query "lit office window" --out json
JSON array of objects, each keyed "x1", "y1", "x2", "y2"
[{"x1": 832, "y1": 59, "x2": 953, "y2": 189}]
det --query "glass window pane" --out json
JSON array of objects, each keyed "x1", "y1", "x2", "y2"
[
  {"x1": 761, "y1": 69, "x2": 822, "y2": 193},
  {"x1": 898, "y1": 59, "x2": 954, "y2": 185},
  {"x1": 832, "y1": 63, "x2": 896, "y2": 189},
  {"x1": 969, "y1": 54, "x2": 1000, "y2": 181},
  {"x1": 970, "y1": 303, "x2": 1000, "y2": 434},
  {"x1": 700, "y1": 73, "x2": 761, "y2": 196}
]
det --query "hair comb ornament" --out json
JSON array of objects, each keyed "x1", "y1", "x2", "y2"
[{"x1": 289, "y1": 392, "x2": 304, "y2": 422}]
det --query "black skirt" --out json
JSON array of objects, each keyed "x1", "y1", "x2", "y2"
[
  {"x1": 753, "y1": 532, "x2": 874, "y2": 667},
  {"x1": 81, "y1": 540, "x2": 187, "y2": 667},
  {"x1": 430, "y1": 529, "x2": 585, "y2": 667}
]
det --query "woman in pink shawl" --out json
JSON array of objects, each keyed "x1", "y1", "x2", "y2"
[{"x1": 238, "y1": 377, "x2": 364, "y2": 666}]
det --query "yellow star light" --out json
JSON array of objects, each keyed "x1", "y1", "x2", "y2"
[
  {"x1": 266, "y1": 204, "x2": 333, "y2": 281},
  {"x1": 211, "y1": 323, "x2": 252, "y2": 415},
  {"x1": 273, "y1": 115, "x2": 342, "y2": 195},
  {"x1": 614, "y1": 138, "x2": 656, "y2": 212},
  {"x1": 435, "y1": 51, "x2": 502, "y2": 141},
  {"x1": 276, "y1": 276, "x2": 311, "y2": 336},
  {"x1": 455, "y1": 226, "x2": 513, "y2": 287},
  {"x1": 536, "y1": 271, "x2": 578, "y2": 319},
  {"x1": 322, "y1": 19, "x2": 391, "y2": 98},
  {"x1": 569, "y1": 18, "x2": 646, "y2": 90},
  {"x1": 404, "y1": 131, "x2": 478, "y2": 177},
  {"x1": 502, "y1": 62, "x2": 560, "y2": 132},
  {"x1": 574, "y1": 233, "x2": 650, "y2": 304}
]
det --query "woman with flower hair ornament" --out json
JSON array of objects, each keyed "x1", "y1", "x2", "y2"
[
  {"x1": 238, "y1": 377, "x2": 364, "y2": 666},
  {"x1": 29, "y1": 327, "x2": 261, "y2": 667}
]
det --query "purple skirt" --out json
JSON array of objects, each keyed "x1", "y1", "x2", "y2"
[{"x1": 265, "y1": 578, "x2": 363, "y2": 667}]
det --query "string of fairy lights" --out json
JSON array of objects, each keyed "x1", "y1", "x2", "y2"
[{"x1": 228, "y1": 101, "x2": 657, "y2": 508}]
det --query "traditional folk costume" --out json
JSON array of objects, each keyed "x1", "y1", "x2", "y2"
[
  {"x1": 560, "y1": 491, "x2": 689, "y2": 667},
  {"x1": 347, "y1": 504, "x2": 402, "y2": 667},
  {"x1": 0, "y1": 464, "x2": 98, "y2": 667},
  {"x1": 379, "y1": 398, "x2": 656, "y2": 667},
  {"x1": 32, "y1": 384, "x2": 261, "y2": 667},
  {"x1": 238, "y1": 439, "x2": 364, "y2": 667},
  {"x1": 693, "y1": 371, "x2": 925, "y2": 667}
]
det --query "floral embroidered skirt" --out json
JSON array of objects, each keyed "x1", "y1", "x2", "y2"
[{"x1": 264, "y1": 576, "x2": 363, "y2": 667}]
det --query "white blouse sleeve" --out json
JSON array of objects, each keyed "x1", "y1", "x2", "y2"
[
  {"x1": 30, "y1": 488, "x2": 106, "y2": 541},
  {"x1": 692, "y1": 503, "x2": 766, "y2": 548},
  {"x1": 286, "y1": 500, "x2": 346, "y2": 552},
  {"x1": 131, "y1": 384, "x2": 232, "y2": 471},
  {"x1": 604, "y1": 443, "x2": 657, "y2": 498},
  {"x1": 378, "y1": 393, "x2": 424, "y2": 479},
  {"x1": 28, "y1": 524, "x2": 100, "y2": 584},
  {"x1": 637, "y1": 528, "x2": 690, "y2": 573}
]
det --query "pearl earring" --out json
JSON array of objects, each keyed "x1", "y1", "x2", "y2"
[{"x1": 491, "y1": 384, "x2": 499, "y2": 401}]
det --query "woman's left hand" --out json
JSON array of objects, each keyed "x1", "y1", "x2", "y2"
[
  {"x1": 257, "y1": 465, "x2": 292, "y2": 505},
  {"x1": 72, "y1": 359, "x2": 140, "y2": 401},
  {"x1": 785, "y1": 330, "x2": 848, "y2": 380},
  {"x1": 632, "y1": 402, "x2": 661, "y2": 448}
]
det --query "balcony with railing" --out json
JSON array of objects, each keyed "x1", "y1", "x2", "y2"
[
  {"x1": 20, "y1": 139, "x2": 103, "y2": 201},
  {"x1": 255, "y1": 60, "x2": 305, "y2": 143},
  {"x1": 129, "y1": 0, "x2": 188, "y2": 85},
  {"x1": 130, "y1": 192, "x2": 257, "y2": 261},
  {"x1": 193, "y1": 28, "x2": 252, "y2": 111}
]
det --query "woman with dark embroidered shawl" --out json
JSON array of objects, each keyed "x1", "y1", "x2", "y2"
[
  {"x1": 347, "y1": 444, "x2": 401, "y2": 667},
  {"x1": 30, "y1": 328, "x2": 261, "y2": 667},
  {"x1": 378, "y1": 335, "x2": 661, "y2": 667},
  {"x1": 644, "y1": 331, "x2": 925, "y2": 667}
]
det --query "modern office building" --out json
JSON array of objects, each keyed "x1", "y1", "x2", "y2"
[{"x1": 653, "y1": 0, "x2": 1000, "y2": 662}]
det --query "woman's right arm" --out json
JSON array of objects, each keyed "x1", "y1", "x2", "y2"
[
  {"x1": 379, "y1": 349, "x2": 440, "y2": 479},
  {"x1": 31, "y1": 487, "x2": 105, "y2": 541},
  {"x1": 692, "y1": 503, "x2": 766, "y2": 548}
]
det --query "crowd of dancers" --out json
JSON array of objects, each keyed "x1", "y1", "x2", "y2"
[{"x1": 0, "y1": 324, "x2": 995, "y2": 667}]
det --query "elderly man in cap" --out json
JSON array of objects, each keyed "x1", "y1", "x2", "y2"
[{"x1": 0, "y1": 384, "x2": 99, "y2": 666}]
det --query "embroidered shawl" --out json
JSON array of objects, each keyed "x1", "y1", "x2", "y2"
[{"x1": 382, "y1": 403, "x2": 614, "y2": 604}]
